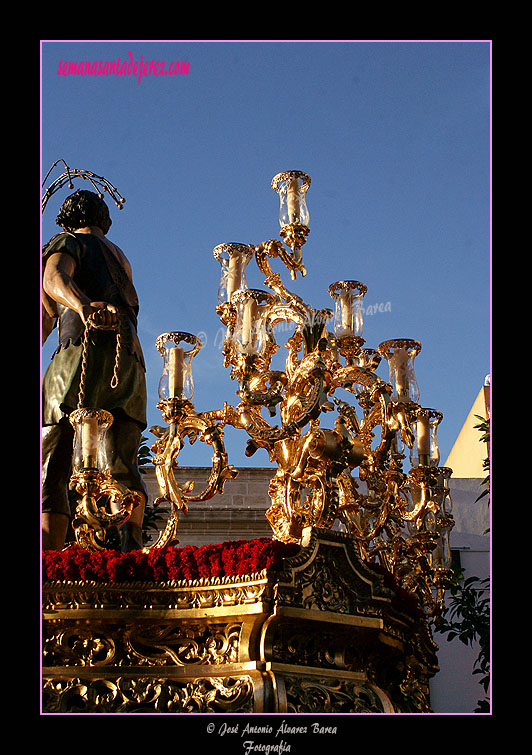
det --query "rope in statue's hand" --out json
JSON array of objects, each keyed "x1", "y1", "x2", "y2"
[
  {"x1": 77, "y1": 309, "x2": 122, "y2": 410},
  {"x1": 85, "y1": 301, "x2": 119, "y2": 331}
]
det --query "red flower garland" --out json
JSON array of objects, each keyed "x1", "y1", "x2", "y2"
[
  {"x1": 42, "y1": 539, "x2": 300, "y2": 584},
  {"x1": 42, "y1": 540, "x2": 423, "y2": 619}
]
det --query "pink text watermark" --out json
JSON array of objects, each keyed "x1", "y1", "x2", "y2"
[{"x1": 57, "y1": 51, "x2": 190, "y2": 84}]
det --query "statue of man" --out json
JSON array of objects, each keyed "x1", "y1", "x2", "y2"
[{"x1": 42, "y1": 189, "x2": 147, "y2": 551}]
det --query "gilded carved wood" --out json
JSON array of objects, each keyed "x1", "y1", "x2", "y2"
[{"x1": 42, "y1": 529, "x2": 439, "y2": 714}]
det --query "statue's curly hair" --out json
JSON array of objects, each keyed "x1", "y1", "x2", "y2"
[{"x1": 56, "y1": 189, "x2": 112, "y2": 234}]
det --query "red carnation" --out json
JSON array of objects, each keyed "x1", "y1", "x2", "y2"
[{"x1": 179, "y1": 544, "x2": 199, "y2": 580}]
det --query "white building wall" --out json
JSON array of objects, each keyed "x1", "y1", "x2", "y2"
[{"x1": 429, "y1": 478, "x2": 490, "y2": 714}]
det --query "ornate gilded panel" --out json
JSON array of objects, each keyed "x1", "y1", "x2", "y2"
[
  {"x1": 42, "y1": 530, "x2": 440, "y2": 713},
  {"x1": 273, "y1": 531, "x2": 394, "y2": 617},
  {"x1": 43, "y1": 621, "x2": 242, "y2": 668},
  {"x1": 283, "y1": 675, "x2": 389, "y2": 713},
  {"x1": 42, "y1": 674, "x2": 254, "y2": 713}
]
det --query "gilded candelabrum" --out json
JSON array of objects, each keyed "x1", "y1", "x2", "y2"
[{"x1": 149, "y1": 170, "x2": 455, "y2": 615}]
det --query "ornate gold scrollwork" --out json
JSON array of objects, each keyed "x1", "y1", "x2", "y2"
[
  {"x1": 149, "y1": 399, "x2": 238, "y2": 548},
  {"x1": 69, "y1": 468, "x2": 142, "y2": 551},
  {"x1": 124, "y1": 622, "x2": 241, "y2": 666},
  {"x1": 43, "y1": 674, "x2": 254, "y2": 713}
]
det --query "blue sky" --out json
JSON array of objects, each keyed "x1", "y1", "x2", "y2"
[{"x1": 41, "y1": 40, "x2": 491, "y2": 471}]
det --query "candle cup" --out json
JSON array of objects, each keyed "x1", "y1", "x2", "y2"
[
  {"x1": 156, "y1": 332, "x2": 202, "y2": 401},
  {"x1": 435, "y1": 470, "x2": 454, "y2": 573},
  {"x1": 431, "y1": 511, "x2": 454, "y2": 571},
  {"x1": 436, "y1": 466, "x2": 453, "y2": 500},
  {"x1": 409, "y1": 408, "x2": 443, "y2": 467},
  {"x1": 433, "y1": 466, "x2": 454, "y2": 526},
  {"x1": 272, "y1": 170, "x2": 311, "y2": 228},
  {"x1": 432, "y1": 528, "x2": 453, "y2": 571},
  {"x1": 378, "y1": 338, "x2": 421, "y2": 404},
  {"x1": 231, "y1": 289, "x2": 274, "y2": 356},
  {"x1": 69, "y1": 408, "x2": 114, "y2": 472},
  {"x1": 213, "y1": 243, "x2": 254, "y2": 306},
  {"x1": 404, "y1": 482, "x2": 423, "y2": 535},
  {"x1": 328, "y1": 280, "x2": 367, "y2": 341}
]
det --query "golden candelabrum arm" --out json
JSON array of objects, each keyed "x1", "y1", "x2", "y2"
[
  {"x1": 235, "y1": 348, "x2": 336, "y2": 463},
  {"x1": 254, "y1": 236, "x2": 307, "y2": 285},
  {"x1": 149, "y1": 399, "x2": 238, "y2": 548},
  {"x1": 237, "y1": 368, "x2": 287, "y2": 417}
]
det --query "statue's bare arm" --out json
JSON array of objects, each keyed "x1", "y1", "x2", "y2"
[{"x1": 43, "y1": 252, "x2": 118, "y2": 328}]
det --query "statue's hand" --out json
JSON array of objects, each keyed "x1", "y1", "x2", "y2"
[{"x1": 82, "y1": 301, "x2": 119, "y2": 330}]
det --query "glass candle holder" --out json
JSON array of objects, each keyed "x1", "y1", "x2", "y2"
[
  {"x1": 430, "y1": 466, "x2": 454, "y2": 570},
  {"x1": 431, "y1": 516, "x2": 454, "y2": 570},
  {"x1": 404, "y1": 483, "x2": 423, "y2": 535},
  {"x1": 328, "y1": 280, "x2": 367, "y2": 340},
  {"x1": 272, "y1": 170, "x2": 311, "y2": 228},
  {"x1": 156, "y1": 332, "x2": 202, "y2": 400},
  {"x1": 213, "y1": 242, "x2": 254, "y2": 305},
  {"x1": 433, "y1": 466, "x2": 454, "y2": 521},
  {"x1": 378, "y1": 338, "x2": 422, "y2": 404},
  {"x1": 436, "y1": 466, "x2": 453, "y2": 499},
  {"x1": 231, "y1": 289, "x2": 274, "y2": 356},
  {"x1": 410, "y1": 408, "x2": 443, "y2": 467},
  {"x1": 69, "y1": 408, "x2": 114, "y2": 472}
]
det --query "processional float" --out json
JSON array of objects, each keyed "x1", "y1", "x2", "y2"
[{"x1": 55, "y1": 167, "x2": 454, "y2": 618}]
